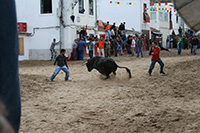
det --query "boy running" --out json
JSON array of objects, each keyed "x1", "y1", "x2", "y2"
[
  {"x1": 148, "y1": 41, "x2": 169, "y2": 76},
  {"x1": 50, "y1": 49, "x2": 70, "y2": 81}
]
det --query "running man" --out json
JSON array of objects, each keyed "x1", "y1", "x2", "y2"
[
  {"x1": 148, "y1": 41, "x2": 169, "y2": 76},
  {"x1": 50, "y1": 49, "x2": 70, "y2": 81}
]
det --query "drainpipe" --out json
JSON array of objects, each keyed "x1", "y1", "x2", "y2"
[
  {"x1": 95, "y1": 0, "x2": 98, "y2": 30},
  {"x1": 59, "y1": 0, "x2": 64, "y2": 50}
]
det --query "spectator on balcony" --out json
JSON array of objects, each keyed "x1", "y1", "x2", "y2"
[
  {"x1": 110, "y1": 22, "x2": 117, "y2": 37},
  {"x1": 105, "y1": 21, "x2": 112, "y2": 39}
]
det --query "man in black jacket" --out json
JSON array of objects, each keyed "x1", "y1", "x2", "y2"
[
  {"x1": 50, "y1": 49, "x2": 70, "y2": 81},
  {"x1": 191, "y1": 36, "x2": 199, "y2": 55}
]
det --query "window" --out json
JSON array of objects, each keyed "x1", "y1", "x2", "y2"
[
  {"x1": 41, "y1": 0, "x2": 52, "y2": 14},
  {"x1": 89, "y1": 0, "x2": 94, "y2": 15},
  {"x1": 79, "y1": 0, "x2": 85, "y2": 14},
  {"x1": 159, "y1": 12, "x2": 168, "y2": 22},
  {"x1": 150, "y1": 12, "x2": 156, "y2": 20},
  {"x1": 159, "y1": 12, "x2": 163, "y2": 21},
  {"x1": 164, "y1": 13, "x2": 168, "y2": 22}
]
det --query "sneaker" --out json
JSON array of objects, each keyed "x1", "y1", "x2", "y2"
[
  {"x1": 149, "y1": 72, "x2": 151, "y2": 76},
  {"x1": 49, "y1": 79, "x2": 53, "y2": 82},
  {"x1": 160, "y1": 71, "x2": 166, "y2": 74}
]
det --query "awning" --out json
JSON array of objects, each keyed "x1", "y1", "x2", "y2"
[
  {"x1": 173, "y1": 0, "x2": 200, "y2": 32},
  {"x1": 152, "y1": 31, "x2": 162, "y2": 35}
]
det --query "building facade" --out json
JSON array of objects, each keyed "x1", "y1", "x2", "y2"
[
  {"x1": 16, "y1": 0, "x2": 97, "y2": 60},
  {"x1": 149, "y1": 3, "x2": 186, "y2": 47},
  {"x1": 97, "y1": 0, "x2": 150, "y2": 32}
]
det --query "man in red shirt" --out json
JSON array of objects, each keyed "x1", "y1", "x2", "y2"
[{"x1": 148, "y1": 41, "x2": 169, "y2": 76}]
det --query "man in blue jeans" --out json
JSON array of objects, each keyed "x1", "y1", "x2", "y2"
[
  {"x1": 50, "y1": 49, "x2": 70, "y2": 81},
  {"x1": 78, "y1": 39, "x2": 86, "y2": 60},
  {"x1": 0, "y1": 0, "x2": 21, "y2": 132},
  {"x1": 192, "y1": 36, "x2": 199, "y2": 55},
  {"x1": 148, "y1": 41, "x2": 169, "y2": 76},
  {"x1": 136, "y1": 37, "x2": 144, "y2": 57}
]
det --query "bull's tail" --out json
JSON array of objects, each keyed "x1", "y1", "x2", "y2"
[{"x1": 117, "y1": 66, "x2": 132, "y2": 79}]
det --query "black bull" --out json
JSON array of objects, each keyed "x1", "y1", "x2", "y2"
[{"x1": 86, "y1": 56, "x2": 132, "y2": 79}]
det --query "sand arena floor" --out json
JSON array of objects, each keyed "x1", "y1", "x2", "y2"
[{"x1": 19, "y1": 49, "x2": 200, "y2": 133}]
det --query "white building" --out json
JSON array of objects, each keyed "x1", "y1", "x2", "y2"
[
  {"x1": 97, "y1": 0, "x2": 150, "y2": 33},
  {"x1": 16, "y1": 0, "x2": 97, "y2": 60},
  {"x1": 149, "y1": 3, "x2": 187, "y2": 47}
]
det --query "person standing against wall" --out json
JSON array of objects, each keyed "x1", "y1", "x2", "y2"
[
  {"x1": 131, "y1": 36, "x2": 136, "y2": 56},
  {"x1": 78, "y1": 38, "x2": 86, "y2": 60},
  {"x1": 191, "y1": 36, "x2": 199, "y2": 55},
  {"x1": 136, "y1": 37, "x2": 144, "y2": 57},
  {"x1": 104, "y1": 37, "x2": 111, "y2": 57},
  {"x1": 177, "y1": 35, "x2": 183, "y2": 55},
  {"x1": 50, "y1": 38, "x2": 61, "y2": 61},
  {"x1": 72, "y1": 39, "x2": 78, "y2": 60},
  {"x1": 87, "y1": 39, "x2": 94, "y2": 59},
  {"x1": 97, "y1": 37, "x2": 105, "y2": 57}
]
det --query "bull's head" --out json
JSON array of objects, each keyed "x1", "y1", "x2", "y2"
[{"x1": 86, "y1": 59, "x2": 94, "y2": 72}]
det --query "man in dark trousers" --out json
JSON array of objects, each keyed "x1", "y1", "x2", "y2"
[
  {"x1": 78, "y1": 39, "x2": 86, "y2": 60},
  {"x1": 50, "y1": 49, "x2": 70, "y2": 81},
  {"x1": 191, "y1": 36, "x2": 199, "y2": 55},
  {"x1": 148, "y1": 41, "x2": 169, "y2": 76},
  {"x1": 0, "y1": 0, "x2": 21, "y2": 132}
]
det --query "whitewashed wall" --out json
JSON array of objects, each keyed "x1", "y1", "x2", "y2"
[
  {"x1": 16, "y1": 0, "x2": 97, "y2": 60},
  {"x1": 97, "y1": 0, "x2": 143, "y2": 31}
]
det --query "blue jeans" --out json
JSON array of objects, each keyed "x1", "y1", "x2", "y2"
[
  {"x1": 114, "y1": 47, "x2": 118, "y2": 57},
  {"x1": 137, "y1": 47, "x2": 143, "y2": 57},
  {"x1": 81, "y1": 34, "x2": 87, "y2": 40},
  {"x1": 89, "y1": 50, "x2": 93, "y2": 58},
  {"x1": 73, "y1": 49, "x2": 77, "y2": 60},
  {"x1": 178, "y1": 45, "x2": 182, "y2": 55},
  {"x1": 149, "y1": 59, "x2": 164, "y2": 74},
  {"x1": 0, "y1": 0, "x2": 21, "y2": 132},
  {"x1": 79, "y1": 50, "x2": 84, "y2": 60},
  {"x1": 106, "y1": 30, "x2": 112, "y2": 39},
  {"x1": 50, "y1": 66, "x2": 70, "y2": 81},
  {"x1": 119, "y1": 45, "x2": 123, "y2": 55},
  {"x1": 193, "y1": 45, "x2": 198, "y2": 55},
  {"x1": 121, "y1": 30, "x2": 125, "y2": 35},
  {"x1": 123, "y1": 40, "x2": 127, "y2": 49}
]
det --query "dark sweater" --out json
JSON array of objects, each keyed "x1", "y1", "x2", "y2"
[
  {"x1": 54, "y1": 55, "x2": 68, "y2": 67},
  {"x1": 192, "y1": 39, "x2": 199, "y2": 46}
]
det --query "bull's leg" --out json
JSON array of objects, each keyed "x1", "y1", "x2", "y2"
[
  {"x1": 113, "y1": 71, "x2": 116, "y2": 76},
  {"x1": 105, "y1": 74, "x2": 110, "y2": 80}
]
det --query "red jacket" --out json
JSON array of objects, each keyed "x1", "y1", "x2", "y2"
[{"x1": 149, "y1": 46, "x2": 169, "y2": 61}]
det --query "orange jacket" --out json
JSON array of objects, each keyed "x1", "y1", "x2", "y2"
[
  {"x1": 98, "y1": 40, "x2": 105, "y2": 49},
  {"x1": 105, "y1": 25, "x2": 111, "y2": 31}
]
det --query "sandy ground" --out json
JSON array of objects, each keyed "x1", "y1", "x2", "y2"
[{"x1": 19, "y1": 49, "x2": 200, "y2": 133}]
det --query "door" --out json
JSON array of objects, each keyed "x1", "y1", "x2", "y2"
[{"x1": 19, "y1": 38, "x2": 24, "y2": 56}]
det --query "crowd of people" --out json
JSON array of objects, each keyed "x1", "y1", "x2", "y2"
[
  {"x1": 50, "y1": 25, "x2": 200, "y2": 62},
  {"x1": 167, "y1": 30, "x2": 200, "y2": 55},
  {"x1": 70, "y1": 22, "x2": 148, "y2": 61}
]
